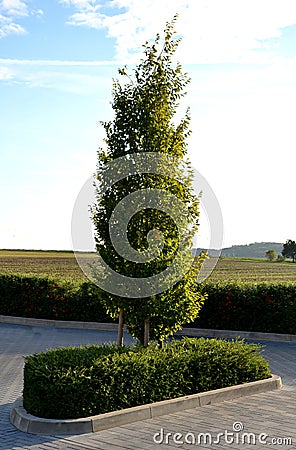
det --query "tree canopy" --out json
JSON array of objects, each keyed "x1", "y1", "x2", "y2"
[
  {"x1": 265, "y1": 249, "x2": 277, "y2": 262},
  {"x1": 282, "y1": 240, "x2": 296, "y2": 263},
  {"x1": 91, "y1": 16, "x2": 206, "y2": 345}
]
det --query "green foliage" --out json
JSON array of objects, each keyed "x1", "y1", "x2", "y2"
[
  {"x1": 193, "y1": 281, "x2": 296, "y2": 334},
  {"x1": 0, "y1": 274, "x2": 112, "y2": 322},
  {"x1": 1, "y1": 275, "x2": 296, "y2": 335},
  {"x1": 277, "y1": 254, "x2": 286, "y2": 263},
  {"x1": 23, "y1": 338, "x2": 271, "y2": 419},
  {"x1": 265, "y1": 249, "x2": 277, "y2": 262},
  {"x1": 282, "y1": 239, "x2": 296, "y2": 262},
  {"x1": 120, "y1": 269, "x2": 206, "y2": 342},
  {"x1": 91, "y1": 16, "x2": 206, "y2": 344}
]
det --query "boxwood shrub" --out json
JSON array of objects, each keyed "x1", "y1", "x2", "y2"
[{"x1": 23, "y1": 338, "x2": 271, "y2": 419}]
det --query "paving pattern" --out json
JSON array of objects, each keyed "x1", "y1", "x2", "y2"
[{"x1": 0, "y1": 322, "x2": 295, "y2": 450}]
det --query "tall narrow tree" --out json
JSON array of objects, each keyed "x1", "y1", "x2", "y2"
[{"x1": 91, "y1": 16, "x2": 207, "y2": 345}]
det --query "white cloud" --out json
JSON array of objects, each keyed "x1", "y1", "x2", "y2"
[
  {"x1": 1, "y1": 0, "x2": 28, "y2": 17},
  {"x1": 0, "y1": 13, "x2": 26, "y2": 37},
  {"x1": 60, "y1": 0, "x2": 100, "y2": 10},
  {"x1": 0, "y1": 66, "x2": 13, "y2": 78},
  {"x1": 59, "y1": 0, "x2": 107, "y2": 30},
  {"x1": 0, "y1": 0, "x2": 44, "y2": 38},
  {"x1": 21, "y1": 70, "x2": 110, "y2": 94},
  {"x1": 0, "y1": 61, "x2": 113, "y2": 94},
  {"x1": 32, "y1": 8, "x2": 43, "y2": 18},
  {"x1": 0, "y1": 57, "x2": 119, "y2": 66},
  {"x1": 0, "y1": 1, "x2": 28, "y2": 37},
  {"x1": 66, "y1": 11, "x2": 104, "y2": 28},
  {"x1": 0, "y1": 57, "x2": 119, "y2": 94},
  {"x1": 60, "y1": 0, "x2": 296, "y2": 63}
]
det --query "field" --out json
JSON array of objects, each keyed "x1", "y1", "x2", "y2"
[
  {"x1": 0, "y1": 250, "x2": 87, "y2": 282},
  {"x1": 0, "y1": 250, "x2": 296, "y2": 283},
  {"x1": 207, "y1": 258, "x2": 296, "y2": 282}
]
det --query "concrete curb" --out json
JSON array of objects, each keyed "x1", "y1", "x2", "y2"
[
  {"x1": 175, "y1": 328, "x2": 296, "y2": 342},
  {"x1": 10, "y1": 375, "x2": 282, "y2": 435},
  {"x1": 0, "y1": 315, "x2": 121, "y2": 331},
  {"x1": 1, "y1": 315, "x2": 296, "y2": 341}
]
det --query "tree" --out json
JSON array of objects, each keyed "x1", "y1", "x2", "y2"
[
  {"x1": 276, "y1": 254, "x2": 285, "y2": 263},
  {"x1": 265, "y1": 249, "x2": 277, "y2": 262},
  {"x1": 91, "y1": 15, "x2": 206, "y2": 346},
  {"x1": 282, "y1": 240, "x2": 296, "y2": 262}
]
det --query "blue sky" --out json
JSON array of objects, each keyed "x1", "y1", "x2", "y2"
[{"x1": 1, "y1": 0, "x2": 296, "y2": 250}]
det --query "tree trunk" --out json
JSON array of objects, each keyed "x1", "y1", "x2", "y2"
[
  {"x1": 158, "y1": 339, "x2": 163, "y2": 348},
  {"x1": 117, "y1": 308, "x2": 124, "y2": 347},
  {"x1": 143, "y1": 316, "x2": 150, "y2": 347}
]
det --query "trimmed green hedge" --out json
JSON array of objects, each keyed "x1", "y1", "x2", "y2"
[
  {"x1": 23, "y1": 338, "x2": 271, "y2": 419},
  {"x1": 194, "y1": 281, "x2": 296, "y2": 334},
  {"x1": 0, "y1": 274, "x2": 113, "y2": 323},
  {"x1": 0, "y1": 274, "x2": 295, "y2": 334}
]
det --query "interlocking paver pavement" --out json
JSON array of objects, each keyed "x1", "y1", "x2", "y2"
[{"x1": 0, "y1": 322, "x2": 295, "y2": 449}]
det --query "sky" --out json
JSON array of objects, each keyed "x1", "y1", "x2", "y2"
[{"x1": 1, "y1": 0, "x2": 296, "y2": 251}]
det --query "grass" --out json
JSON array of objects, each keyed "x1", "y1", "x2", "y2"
[{"x1": 0, "y1": 250, "x2": 296, "y2": 283}]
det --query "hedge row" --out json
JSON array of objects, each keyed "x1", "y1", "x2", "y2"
[
  {"x1": 0, "y1": 274, "x2": 113, "y2": 323},
  {"x1": 194, "y1": 281, "x2": 296, "y2": 334},
  {"x1": 23, "y1": 337, "x2": 271, "y2": 419},
  {"x1": 0, "y1": 274, "x2": 295, "y2": 334}
]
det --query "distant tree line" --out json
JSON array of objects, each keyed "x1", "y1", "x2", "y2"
[
  {"x1": 196, "y1": 240, "x2": 296, "y2": 262},
  {"x1": 221, "y1": 242, "x2": 284, "y2": 258},
  {"x1": 195, "y1": 242, "x2": 283, "y2": 259},
  {"x1": 265, "y1": 240, "x2": 296, "y2": 262}
]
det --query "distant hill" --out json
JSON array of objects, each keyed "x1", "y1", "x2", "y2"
[{"x1": 194, "y1": 242, "x2": 284, "y2": 259}]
